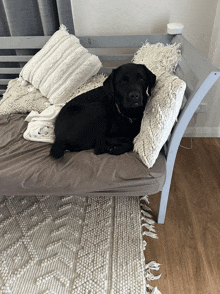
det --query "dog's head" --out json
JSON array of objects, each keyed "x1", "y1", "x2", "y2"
[{"x1": 103, "y1": 63, "x2": 156, "y2": 118}]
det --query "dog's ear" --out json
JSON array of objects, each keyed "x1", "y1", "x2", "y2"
[
  {"x1": 103, "y1": 69, "x2": 115, "y2": 96},
  {"x1": 142, "y1": 65, "x2": 156, "y2": 96}
]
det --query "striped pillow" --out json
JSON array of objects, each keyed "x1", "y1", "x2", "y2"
[{"x1": 19, "y1": 25, "x2": 102, "y2": 105}]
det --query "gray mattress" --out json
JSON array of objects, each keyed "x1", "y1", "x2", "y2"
[{"x1": 0, "y1": 114, "x2": 166, "y2": 196}]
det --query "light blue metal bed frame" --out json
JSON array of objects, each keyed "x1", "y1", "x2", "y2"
[{"x1": 0, "y1": 32, "x2": 219, "y2": 224}]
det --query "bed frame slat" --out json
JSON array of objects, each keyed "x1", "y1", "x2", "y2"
[
  {"x1": 0, "y1": 68, "x2": 21, "y2": 74},
  {"x1": 0, "y1": 79, "x2": 11, "y2": 85},
  {"x1": 0, "y1": 36, "x2": 50, "y2": 49},
  {"x1": 79, "y1": 34, "x2": 173, "y2": 48},
  {"x1": 98, "y1": 54, "x2": 133, "y2": 61},
  {"x1": 0, "y1": 56, "x2": 32, "y2": 62}
]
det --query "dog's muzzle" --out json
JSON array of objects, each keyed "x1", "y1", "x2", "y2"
[{"x1": 128, "y1": 91, "x2": 143, "y2": 107}]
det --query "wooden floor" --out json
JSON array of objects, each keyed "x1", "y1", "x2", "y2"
[{"x1": 144, "y1": 138, "x2": 220, "y2": 294}]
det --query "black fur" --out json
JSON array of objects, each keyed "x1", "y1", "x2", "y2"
[{"x1": 50, "y1": 63, "x2": 156, "y2": 159}]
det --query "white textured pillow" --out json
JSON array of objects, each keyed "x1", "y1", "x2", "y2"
[
  {"x1": 0, "y1": 74, "x2": 106, "y2": 117},
  {"x1": 0, "y1": 78, "x2": 49, "y2": 115},
  {"x1": 133, "y1": 72, "x2": 186, "y2": 168},
  {"x1": 66, "y1": 73, "x2": 107, "y2": 103},
  {"x1": 19, "y1": 25, "x2": 102, "y2": 105},
  {"x1": 132, "y1": 41, "x2": 181, "y2": 76},
  {"x1": 132, "y1": 41, "x2": 186, "y2": 168}
]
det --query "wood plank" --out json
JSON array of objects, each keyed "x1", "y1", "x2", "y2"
[
  {"x1": 79, "y1": 34, "x2": 173, "y2": 48},
  {"x1": 145, "y1": 138, "x2": 220, "y2": 294},
  {"x1": 0, "y1": 36, "x2": 50, "y2": 49},
  {"x1": 98, "y1": 54, "x2": 133, "y2": 61},
  {"x1": 0, "y1": 53, "x2": 133, "y2": 69},
  {"x1": 88, "y1": 47, "x2": 139, "y2": 56},
  {"x1": 0, "y1": 79, "x2": 11, "y2": 85},
  {"x1": 0, "y1": 34, "x2": 172, "y2": 51},
  {"x1": 99, "y1": 67, "x2": 115, "y2": 75},
  {"x1": 0, "y1": 56, "x2": 32, "y2": 62},
  {"x1": 172, "y1": 35, "x2": 220, "y2": 78},
  {"x1": 0, "y1": 52, "x2": 133, "y2": 64},
  {"x1": 0, "y1": 68, "x2": 21, "y2": 74}
]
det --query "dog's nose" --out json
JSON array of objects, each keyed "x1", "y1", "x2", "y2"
[{"x1": 129, "y1": 91, "x2": 141, "y2": 101}]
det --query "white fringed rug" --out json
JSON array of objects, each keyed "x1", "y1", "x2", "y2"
[{"x1": 0, "y1": 195, "x2": 161, "y2": 294}]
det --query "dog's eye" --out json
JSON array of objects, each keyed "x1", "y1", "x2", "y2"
[
  {"x1": 137, "y1": 74, "x2": 145, "y2": 82},
  {"x1": 120, "y1": 76, "x2": 129, "y2": 84}
]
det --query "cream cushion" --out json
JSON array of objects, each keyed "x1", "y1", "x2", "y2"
[
  {"x1": 133, "y1": 41, "x2": 186, "y2": 168},
  {"x1": 0, "y1": 74, "x2": 106, "y2": 117},
  {"x1": 65, "y1": 74, "x2": 107, "y2": 103},
  {"x1": 132, "y1": 41, "x2": 181, "y2": 75},
  {"x1": 19, "y1": 25, "x2": 102, "y2": 105},
  {"x1": 0, "y1": 79, "x2": 49, "y2": 115}
]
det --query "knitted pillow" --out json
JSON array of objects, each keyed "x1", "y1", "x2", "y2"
[
  {"x1": 132, "y1": 41, "x2": 186, "y2": 168},
  {"x1": 133, "y1": 72, "x2": 186, "y2": 168},
  {"x1": 19, "y1": 25, "x2": 102, "y2": 105}
]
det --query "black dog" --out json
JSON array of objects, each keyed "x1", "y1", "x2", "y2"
[{"x1": 50, "y1": 63, "x2": 156, "y2": 159}]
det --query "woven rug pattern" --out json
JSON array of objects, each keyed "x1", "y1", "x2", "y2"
[{"x1": 0, "y1": 195, "x2": 159, "y2": 294}]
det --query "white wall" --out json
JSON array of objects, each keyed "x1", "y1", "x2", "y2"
[{"x1": 71, "y1": 0, "x2": 220, "y2": 137}]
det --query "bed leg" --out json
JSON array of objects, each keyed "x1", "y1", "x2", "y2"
[{"x1": 157, "y1": 179, "x2": 172, "y2": 224}]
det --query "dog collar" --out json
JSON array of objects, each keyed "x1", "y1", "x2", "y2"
[{"x1": 115, "y1": 103, "x2": 133, "y2": 123}]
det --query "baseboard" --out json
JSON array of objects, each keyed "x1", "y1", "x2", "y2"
[{"x1": 183, "y1": 127, "x2": 220, "y2": 137}]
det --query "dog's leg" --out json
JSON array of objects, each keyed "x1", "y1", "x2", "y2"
[
  {"x1": 105, "y1": 137, "x2": 133, "y2": 155},
  {"x1": 94, "y1": 123, "x2": 108, "y2": 155},
  {"x1": 108, "y1": 142, "x2": 133, "y2": 155},
  {"x1": 50, "y1": 140, "x2": 66, "y2": 159}
]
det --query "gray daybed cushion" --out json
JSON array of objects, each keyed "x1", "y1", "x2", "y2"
[{"x1": 0, "y1": 114, "x2": 166, "y2": 197}]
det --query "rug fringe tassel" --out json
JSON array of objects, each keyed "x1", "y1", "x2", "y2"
[
  {"x1": 142, "y1": 223, "x2": 156, "y2": 233},
  {"x1": 143, "y1": 231, "x2": 158, "y2": 239},
  {"x1": 140, "y1": 196, "x2": 162, "y2": 294},
  {"x1": 145, "y1": 261, "x2": 162, "y2": 294},
  {"x1": 140, "y1": 195, "x2": 158, "y2": 240},
  {"x1": 141, "y1": 216, "x2": 155, "y2": 225},
  {"x1": 145, "y1": 261, "x2": 161, "y2": 281},
  {"x1": 141, "y1": 195, "x2": 150, "y2": 204},
  {"x1": 141, "y1": 203, "x2": 152, "y2": 211},
  {"x1": 146, "y1": 284, "x2": 162, "y2": 294},
  {"x1": 141, "y1": 209, "x2": 153, "y2": 218}
]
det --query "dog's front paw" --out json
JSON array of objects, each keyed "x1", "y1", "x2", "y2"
[
  {"x1": 108, "y1": 145, "x2": 125, "y2": 155},
  {"x1": 50, "y1": 141, "x2": 65, "y2": 159},
  {"x1": 107, "y1": 141, "x2": 133, "y2": 155}
]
